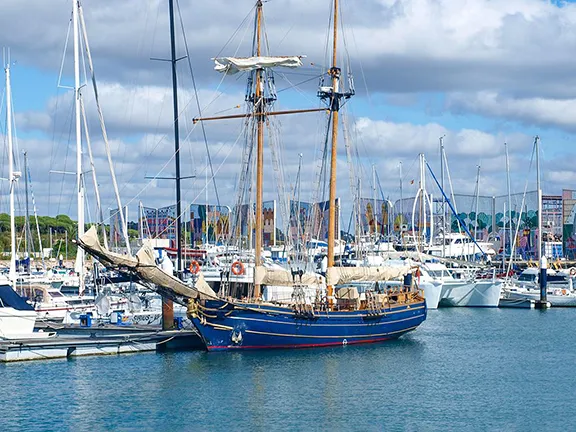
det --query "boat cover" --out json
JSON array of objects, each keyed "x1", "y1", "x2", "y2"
[
  {"x1": 326, "y1": 265, "x2": 411, "y2": 286},
  {"x1": 255, "y1": 266, "x2": 325, "y2": 287},
  {"x1": 0, "y1": 285, "x2": 35, "y2": 311}
]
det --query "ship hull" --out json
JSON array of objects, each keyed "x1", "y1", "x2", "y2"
[
  {"x1": 190, "y1": 299, "x2": 427, "y2": 351},
  {"x1": 439, "y1": 281, "x2": 502, "y2": 307},
  {"x1": 421, "y1": 281, "x2": 442, "y2": 310}
]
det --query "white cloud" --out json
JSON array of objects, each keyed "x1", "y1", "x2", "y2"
[
  {"x1": 3, "y1": 0, "x2": 576, "y2": 95},
  {"x1": 354, "y1": 117, "x2": 508, "y2": 158},
  {"x1": 4, "y1": 0, "x2": 576, "y2": 225},
  {"x1": 448, "y1": 91, "x2": 576, "y2": 132}
]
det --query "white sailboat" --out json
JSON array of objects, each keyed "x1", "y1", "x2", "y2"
[
  {"x1": 499, "y1": 137, "x2": 568, "y2": 306},
  {"x1": 0, "y1": 56, "x2": 39, "y2": 338}
]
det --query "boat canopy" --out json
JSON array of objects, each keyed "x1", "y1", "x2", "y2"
[
  {"x1": 214, "y1": 56, "x2": 303, "y2": 74},
  {"x1": 77, "y1": 227, "x2": 217, "y2": 303},
  {"x1": 0, "y1": 285, "x2": 35, "y2": 311}
]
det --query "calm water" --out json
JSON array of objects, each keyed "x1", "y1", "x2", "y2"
[{"x1": 1, "y1": 308, "x2": 575, "y2": 432}]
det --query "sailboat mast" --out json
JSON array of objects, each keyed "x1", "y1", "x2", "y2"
[
  {"x1": 77, "y1": 3, "x2": 131, "y2": 254},
  {"x1": 372, "y1": 164, "x2": 377, "y2": 236},
  {"x1": 5, "y1": 59, "x2": 17, "y2": 287},
  {"x1": 505, "y1": 142, "x2": 512, "y2": 260},
  {"x1": 440, "y1": 136, "x2": 445, "y2": 257},
  {"x1": 327, "y1": 0, "x2": 341, "y2": 294},
  {"x1": 169, "y1": 0, "x2": 183, "y2": 278},
  {"x1": 419, "y1": 153, "x2": 425, "y2": 250},
  {"x1": 24, "y1": 151, "x2": 31, "y2": 261},
  {"x1": 254, "y1": 0, "x2": 264, "y2": 298},
  {"x1": 535, "y1": 135, "x2": 542, "y2": 261},
  {"x1": 475, "y1": 164, "x2": 480, "y2": 240},
  {"x1": 399, "y1": 161, "x2": 403, "y2": 237},
  {"x1": 73, "y1": 0, "x2": 85, "y2": 295}
]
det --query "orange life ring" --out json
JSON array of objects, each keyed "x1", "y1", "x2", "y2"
[
  {"x1": 562, "y1": 289, "x2": 567, "y2": 295},
  {"x1": 231, "y1": 261, "x2": 245, "y2": 276},
  {"x1": 189, "y1": 260, "x2": 200, "y2": 274}
]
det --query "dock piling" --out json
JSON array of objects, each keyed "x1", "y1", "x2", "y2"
[{"x1": 535, "y1": 255, "x2": 550, "y2": 309}]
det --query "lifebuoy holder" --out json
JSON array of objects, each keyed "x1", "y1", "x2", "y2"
[
  {"x1": 231, "y1": 261, "x2": 245, "y2": 276},
  {"x1": 189, "y1": 260, "x2": 200, "y2": 274}
]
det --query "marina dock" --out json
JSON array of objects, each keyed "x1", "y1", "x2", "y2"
[{"x1": 0, "y1": 325, "x2": 203, "y2": 362}]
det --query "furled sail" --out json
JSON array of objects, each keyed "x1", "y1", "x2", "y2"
[
  {"x1": 214, "y1": 56, "x2": 303, "y2": 74},
  {"x1": 326, "y1": 265, "x2": 411, "y2": 286},
  {"x1": 76, "y1": 226, "x2": 216, "y2": 302},
  {"x1": 254, "y1": 266, "x2": 325, "y2": 287},
  {"x1": 378, "y1": 251, "x2": 483, "y2": 267}
]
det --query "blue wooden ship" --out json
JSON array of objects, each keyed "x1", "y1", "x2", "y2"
[{"x1": 77, "y1": 0, "x2": 427, "y2": 352}]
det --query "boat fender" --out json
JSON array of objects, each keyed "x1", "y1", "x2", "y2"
[
  {"x1": 415, "y1": 267, "x2": 421, "y2": 284},
  {"x1": 231, "y1": 261, "x2": 245, "y2": 276},
  {"x1": 189, "y1": 260, "x2": 201, "y2": 274},
  {"x1": 562, "y1": 289, "x2": 567, "y2": 295}
]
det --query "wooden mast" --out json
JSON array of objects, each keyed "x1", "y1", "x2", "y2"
[
  {"x1": 327, "y1": 0, "x2": 340, "y2": 299},
  {"x1": 254, "y1": 0, "x2": 264, "y2": 299},
  {"x1": 193, "y1": 1, "x2": 326, "y2": 300}
]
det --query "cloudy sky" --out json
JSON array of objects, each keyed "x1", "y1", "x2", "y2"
[{"x1": 2, "y1": 0, "x2": 576, "y2": 229}]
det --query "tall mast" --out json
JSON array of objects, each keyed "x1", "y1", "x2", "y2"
[
  {"x1": 419, "y1": 153, "x2": 426, "y2": 250},
  {"x1": 372, "y1": 164, "x2": 377, "y2": 236},
  {"x1": 440, "y1": 136, "x2": 445, "y2": 258},
  {"x1": 399, "y1": 161, "x2": 403, "y2": 237},
  {"x1": 193, "y1": 1, "x2": 321, "y2": 295},
  {"x1": 326, "y1": 0, "x2": 342, "y2": 298},
  {"x1": 77, "y1": 3, "x2": 131, "y2": 254},
  {"x1": 535, "y1": 135, "x2": 542, "y2": 261},
  {"x1": 24, "y1": 151, "x2": 31, "y2": 262},
  {"x1": 5, "y1": 58, "x2": 17, "y2": 287},
  {"x1": 158, "y1": 0, "x2": 181, "y2": 329},
  {"x1": 205, "y1": 155, "x2": 208, "y2": 243},
  {"x1": 73, "y1": 0, "x2": 85, "y2": 295},
  {"x1": 296, "y1": 153, "x2": 303, "y2": 258},
  {"x1": 169, "y1": 0, "x2": 183, "y2": 278},
  {"x1": 505, "y1": 142, "x2": 512, "y2": 260},
  {"x1": 253, "y1": 0, "x2": 264, "y2": 298},
  {"x1": 474, "y1": 164, "x2": 481, "y2": 241}
]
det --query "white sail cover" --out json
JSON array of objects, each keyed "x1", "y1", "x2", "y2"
[
  {"x1": 326, "y1": 265, "x2": 411, "y2": 286},
  {"x1": 77, "y1": 227, "x2": 216, "y2": 300},
  {"x1": 254, "y1": 266, "x2": 325, "y2": 287},
  {"x1": 214, "y1": 56, "x2": 303, "y2": 74},
  {"x1": 378, "y1": 251, "x2": 482, "y2": 267}
]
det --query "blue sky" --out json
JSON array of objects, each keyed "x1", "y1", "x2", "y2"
[{"x1": 2, "y1": 0, "x2": 576, "y2": 226}]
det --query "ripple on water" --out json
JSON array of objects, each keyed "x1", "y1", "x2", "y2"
[{"x1": 0, "y1": 308, "x2": 574, "y2": 432}]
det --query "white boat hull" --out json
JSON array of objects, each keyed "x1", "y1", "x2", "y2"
[
  {"x1": 421, "y1": 281, "x2": 442, "y2": 310},
  {"x1": 506, "y1": 291, "x2": 576, "y2": 307},
  {"x1": 0, "y1": 308, "x2": 37, "y2": 337},
  {"x1": 440, "y1": 280, "x2": 502, "y2": 307}
]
